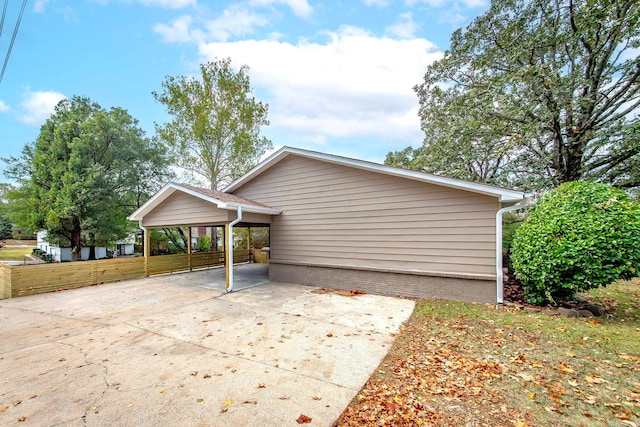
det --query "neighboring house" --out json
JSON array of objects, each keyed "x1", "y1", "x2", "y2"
[
  {"x1": 129, "y1": 147, "x2": 529, "y2": 304},
  {"x1": 37, "y1": 231, "x2": 135, "y2": 262}
]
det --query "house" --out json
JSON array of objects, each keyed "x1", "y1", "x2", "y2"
[
  {"x1": 129, "y1": 147, "x2": 529, "y2": 303},
  {"x1": 37, "y1": 231, "x2": 135, "y2": 262}
]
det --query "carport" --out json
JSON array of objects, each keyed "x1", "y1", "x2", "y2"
[{"x1": 128, "y1": 183, "x2": 280, "y2": 291}]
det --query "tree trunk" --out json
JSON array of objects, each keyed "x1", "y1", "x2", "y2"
[
  {"x1": 87, "y1": 232, "x2": 96, "y2": 260},
  {"x1": 70, "y1": 217, "x2": 82, "y2": 261}
]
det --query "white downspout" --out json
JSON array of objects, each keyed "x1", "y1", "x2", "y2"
[
  {"x1": 496, "y1": 196, "x2": 530, "y2": 304},
  {"x1": 227, "y1": 206, "x2": 243, "y2": 293}
]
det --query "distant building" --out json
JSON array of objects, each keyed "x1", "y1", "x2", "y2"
[{"x1": 36, "y1": 231, "x2": 135, "y2": 262}]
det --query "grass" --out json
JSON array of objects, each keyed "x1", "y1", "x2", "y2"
[
  {"x1": 335, "y1": 278, "x2": 640, "y2": 426},
  {"x1": 0, "y1": 248, "x2": 33, "y2": 261}
]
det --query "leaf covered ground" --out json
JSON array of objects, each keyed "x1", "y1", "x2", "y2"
[{"x1": 334, "y1": 279, "x2": 640, "y2": 426}]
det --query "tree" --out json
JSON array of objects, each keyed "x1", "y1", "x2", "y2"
[
  {"x1": 390, "y1": 0, "x2": 640, "y2": 192},
  {"x1": 3, "y1": 96, "x2": 171, "y2": 261},
  {"x1": 511, "y1": 181, "x2": 640, "y2": 304},
  {"x1": 153, "y1": 58, "x2": 272, "y2": 190},
  {"x1": 0, "y1": 215, "x2": 11, "y2": 242}
]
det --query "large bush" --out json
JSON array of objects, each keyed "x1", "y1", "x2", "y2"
[{"x1": 511, "y1": 181, "x2": 640, "y2": 304}]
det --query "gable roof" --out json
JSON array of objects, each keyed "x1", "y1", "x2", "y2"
[
  {"x1": 128, "y1": 182, "x2": 281, "y2": 222},
  {"x1": 224, "y1": 146, "x2": 529, "y2": 203}
]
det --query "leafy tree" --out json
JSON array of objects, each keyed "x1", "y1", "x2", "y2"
[
  {"x1": 511, "y1": 182, "x2": 640, "y2": 304},
  {"x1": 153, "y1": 58, "x2": 272, "y2": 189},
  {"x1": 0, "y1": 215, "x2": 12, "y2": 242},
  {"x1": 195, "y1": 235, "x2": 212, "y2": 252},
  {"x1": 390, "y1": 0, "x2": 640, "y2": 192},
  {"x1": 3, "y1": 96, "x2": 171, "y2": 261}
]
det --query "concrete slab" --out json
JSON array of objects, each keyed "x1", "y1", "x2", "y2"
[{"x1": 0, "y1": 267, "x2": 415, "y2": 426}]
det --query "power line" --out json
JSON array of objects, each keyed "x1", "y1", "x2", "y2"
[
  {"x1": 0, "y1": 0, "x2": 8, "y2": 37},
  {"x1": 0, "y1": 0, "x2": 28, "y2": 86}
]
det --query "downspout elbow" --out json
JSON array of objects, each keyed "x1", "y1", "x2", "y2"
[{"x1": 227, "y1": 206, "x2": 243, "y2": 293}]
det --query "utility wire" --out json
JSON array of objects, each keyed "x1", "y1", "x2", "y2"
[
  {"x1": 0, "y1": 0, "x2": 28, "y2": 86},
  {"x1": 0, "y1": 0, "x2": 8, "y2": 37}
]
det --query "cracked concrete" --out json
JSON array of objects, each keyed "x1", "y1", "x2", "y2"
[{"x1": 0, "y1": 264, "x2": 414, "y2": 426}]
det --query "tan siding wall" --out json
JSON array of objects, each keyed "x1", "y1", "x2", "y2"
[
  {"x1": 233, "y1": 156, "x2": 499, "y2": 278},
  {"x1": 141, "y1": 192, "x2": 272, "y2": 227},
  {"x1": 143, "y1": 192, "x2": 230, "y2": 227}
]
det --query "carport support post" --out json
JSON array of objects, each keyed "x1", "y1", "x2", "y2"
[
  {"x1": 247, "y1": 227, "x2": 251, "y2": 263},
  {"x1": 187, "y1": 227, "x2": 192, "y2": 271},
  {"x1": 142, "y1": 226, "x2": 150, "y2": 276}
]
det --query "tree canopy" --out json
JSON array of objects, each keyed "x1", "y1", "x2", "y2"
[
  {"x1": 153, "y1": 58, "x2": 272, "y2": 190},
  {"x1": 387, "y1": 0, "x2": 640, "y2": 193},
  {"x1": 2, "y1": 96, "x2": 171, "y2": 260}
]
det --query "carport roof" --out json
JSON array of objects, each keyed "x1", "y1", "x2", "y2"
[{"x1": 128, "y1": 182, "x2": 281, "y2": 222}]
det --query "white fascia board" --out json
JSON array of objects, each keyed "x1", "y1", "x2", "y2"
[
  {"x1": 225, "y1": 203, "x2": 281, "y2": 215},
  {"x1": 225, "y1": 146, "x2": 528, "y2": 202}
]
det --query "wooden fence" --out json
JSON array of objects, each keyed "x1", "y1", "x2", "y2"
[{"x1": 0, "y1": 249, "x2": 252, "y2": 299}]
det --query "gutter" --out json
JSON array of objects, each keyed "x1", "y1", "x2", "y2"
[
  {"x1": 226, "y1": 206, "x2": 243, "y2": 293},
  {"x1": 496, "y1": 196, "x2": 530, "y2": 304}
]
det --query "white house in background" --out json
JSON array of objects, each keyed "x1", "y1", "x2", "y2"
[{"x1": 36, "y1": 231, "x2": 135, "y2": 262}]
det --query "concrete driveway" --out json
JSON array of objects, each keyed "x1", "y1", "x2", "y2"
[{"x1": 0, "y1": 264, "x2": 415, "y2": 426}]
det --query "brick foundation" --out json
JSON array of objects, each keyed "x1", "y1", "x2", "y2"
[{"x1": 269, "y1": 262, "x2": 496, "y2": 304}]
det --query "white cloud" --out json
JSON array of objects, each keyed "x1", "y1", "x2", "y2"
[
  {"x1": 33, "y1": 0, "x2": 49, "y2": 13},
  {"x1": 197, "y1": 26, "x2": 442, "y2": 145},
  {"x1": 154, "y1": 15, "x2": 198, "y2": 43},
  {"x1": 19, "y1": 90, "x2": 66, "y2": 127},
  {"x1": 386, "y1": 12, "x2": 418, "y2": 39},
  {"x1": 406, "y1": 0, "x2": 488, "y2": 7},
  {"x1": 363, "y1": 0, "x2": 390, "y2": 7},
  {"x1": 205, "y1": 4, "x2": 269, "y2": 42},
  {"x1": 250, "y1": 0, "x2": 313, "y2": 19},
  {"x1": 138, "y1": 0, "x2": 196, "y2": 8},
  {"x1": 0, "y1": 100, "x2": 10, "y2": 113}
]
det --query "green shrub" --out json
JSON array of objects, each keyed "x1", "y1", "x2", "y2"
[{"x1": 511, "y1": 181, "x2": 640, "y2": 305}]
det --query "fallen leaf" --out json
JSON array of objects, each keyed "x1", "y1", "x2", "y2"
[
  {"x1": 223, "y1": 400, "x2": 233, "y2": 406},
  {"x1": 0, "y1": 406, "x2": 7, "y2": 412},
  {"x1": 585, "y1": 375, "x2": 605, "y2": 384},
  {"x1": 312, "y1": 396, "x2": 322, "y2": 401},
  {"x1": 220, "y1": 407, "x2": 228, "y2": 413},
  {"x1": 296, "y1": 414, "x2": 312, "y2": 424},
  {"x1": 517, "y1": 372, "x2": 535, "y2": 382},
  {"x1": 197, "y1": 398, "x2": 205, "y2": 404}
]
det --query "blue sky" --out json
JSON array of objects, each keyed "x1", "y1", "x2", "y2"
[{"x1": 0, "y1": 0, "x2": 489, "y2": 181}]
